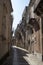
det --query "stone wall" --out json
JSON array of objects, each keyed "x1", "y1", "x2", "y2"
[{"x1": 0, "y1": 0, "x2": 13, "y2": 59}]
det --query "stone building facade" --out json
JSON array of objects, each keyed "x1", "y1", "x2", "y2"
[
  {"x1": 27, "y1": 0, "x2": 43, "y2": 61},
  {"x1": 14, "y1": 0, "x2": 43, "y2": 62},
  {"x1": 23, "y1": 0, "x2": 43, "y2": 61},
  {"x1": 0, "y1": 0, "x2": 13, "y2": 60},
  {"x1": 15, "y1": 23, "x2": 25, "y2": 48},
  {"x1": 33, "y1": 0, "x2": 43, "y2": 61}
]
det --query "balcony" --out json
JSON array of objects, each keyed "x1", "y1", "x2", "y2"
[
  {"x1": 34, "y1": 0, "x2": 43, "y2": 16},
  {"x1": 29, "y1": 18, "x2": 40, "y2": 31}
]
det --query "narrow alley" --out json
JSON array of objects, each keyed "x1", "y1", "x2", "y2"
[{"x1": 0, "y1": 0, "x2": 43, "y2": 65}]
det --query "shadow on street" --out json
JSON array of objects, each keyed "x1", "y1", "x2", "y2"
[{"x1": 3, "y1": 46, "x2": 30, "y2": 65}]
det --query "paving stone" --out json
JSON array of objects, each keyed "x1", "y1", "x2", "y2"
[{"x1": 2, "y1": 47, "x2": 29, "y2": 65}]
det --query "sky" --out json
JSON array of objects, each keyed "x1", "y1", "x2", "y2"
[{"x1": 11, "y1": 0, "x2": 30, "y2": 31}]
